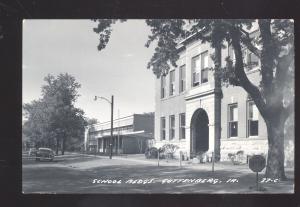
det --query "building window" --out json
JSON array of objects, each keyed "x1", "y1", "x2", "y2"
[
  {"x1": 179, "y1": 65, "x2": 186, "y2": 93},
  {"x1": 244, "y1": 50, "x2": 259, "y2": 71},
  {"x1": 169, "y1": 70, "x2": 175, "y2": 96},
  {"x1": 201, "y1": 51, "x2": 209, "y2": 83},
  {"x1": 161, "y1": 75, "x2": 166, "y2": 98},
  {"x1": 228, "y1": 104, "x2": 238, "y2": 138},
  {"x1": 191, "y1": 55, "x2": 200, "y2": 87},
  {"x1": 247, "y1": 101, "x2": 259, "y2": 137},
  {"x1": 179, "y1": 113, "x2": 185, "y2": 139},
  {"x1": 161, "y1": 117, "x2": 166, "y2": 140},
  {"x1": 229, "y1": 45, "x2": 259, "y2": 71},
  {"x1": 169, "y1": 115, "x2": 175, "y2": 140}
]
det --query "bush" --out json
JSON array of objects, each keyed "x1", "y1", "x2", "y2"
[
  {"x1": 228, "y1": 151, "x2": 245, "y2": 165},
  {"x1": 196, "y1": 151, "x2": 210, "y2": 163},
  {"x1": 145, "y1": 147, "x2": 166, "y2": 159},
  {"x1": 161, "y1": 144, "x2": 179, "y2": 159},
  {"x1": 145, "y1": 147, "x2": 158, "y2": 159}
]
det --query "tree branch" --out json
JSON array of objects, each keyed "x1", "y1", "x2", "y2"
[
  {"x1": 240, "y1": 31, "x2": 261, "y2": 58},
  {"x1": 229, "y1": 26, "x2": 268, "y2": 117}
]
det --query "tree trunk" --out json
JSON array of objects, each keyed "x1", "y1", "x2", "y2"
[
  {"x1": 62, "y1": 138, "x2": 66, "y2": 155},
  {"x1": 265, "y1": 119, "x2": 286, "y2": 180},
  {"x1": 56, "y1": 138, "x2": 59, "y2": 155}
]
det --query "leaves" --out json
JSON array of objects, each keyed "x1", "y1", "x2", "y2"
[
  {"x1": 23, "y1": 73, "x2": 87, "y2": 151},
  {"x1": 93, "y1": 19, "x2": 127, "y2": 51}
]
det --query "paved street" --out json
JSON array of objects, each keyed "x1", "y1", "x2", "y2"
[{"x1": 22, "y1": 153, "x2": 294, "y2": 194}]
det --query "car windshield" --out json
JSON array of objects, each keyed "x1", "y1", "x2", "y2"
[{"x1": 39, "y1": 149, "x2": 51, "y2": 152}]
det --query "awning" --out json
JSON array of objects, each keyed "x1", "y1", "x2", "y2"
[{"x1": 96, "y1": 130, "x2": 153, "y2": 139}]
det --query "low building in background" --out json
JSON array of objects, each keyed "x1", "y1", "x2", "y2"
[{"x1": 85, "y1": 113, "x2": 154, "y2": 154}]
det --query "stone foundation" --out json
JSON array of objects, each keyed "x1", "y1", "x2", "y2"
[{"x1": 220, "y1": 138, "x2": 268, "y2": 162}]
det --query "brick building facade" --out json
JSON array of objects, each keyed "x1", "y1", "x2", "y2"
[{"x1": 154, "y1": 30, "x2": 294, "y2": 165}]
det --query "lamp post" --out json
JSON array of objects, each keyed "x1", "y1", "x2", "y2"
[{"x1": 94, "y1": 95, "x2": 114, "y2": 159}]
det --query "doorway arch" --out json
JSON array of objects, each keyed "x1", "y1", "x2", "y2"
[{"x1": 190, "y1": 108, "x2": 209, "y2": 157}]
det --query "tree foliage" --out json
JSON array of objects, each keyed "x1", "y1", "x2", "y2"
[{"x1": 23, "y1": 73, "x2": 87, "y2": 154}]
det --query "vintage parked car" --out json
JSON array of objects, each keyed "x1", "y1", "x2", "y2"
[
  {"x1": 35, "y1": 148, "x2": 55, "y2": 161},
  {"x1": 28, "y1": 148, "x2": 38, "y2": 156}
]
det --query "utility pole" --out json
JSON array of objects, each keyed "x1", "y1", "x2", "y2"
[
  {"x1": 117, "y1": 109, "x2": 120, "y2": 155},
  {"x1": 110, "y1": 95, "x2": 114, "y2": 159},
  {"x1": 94, "y1": 95, "x2": 114, "y2": 159}
]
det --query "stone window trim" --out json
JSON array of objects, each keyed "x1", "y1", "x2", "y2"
[{"x1": 228, "y1": 103, "x2": 238, "y2": 138}]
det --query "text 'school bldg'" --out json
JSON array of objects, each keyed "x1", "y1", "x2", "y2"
[
  {"x1": 85, "y1": 113, "x2": 154, "y2": 154},
  {"x1": 154, "y1": 29, "x2": 293, "y2": 163}
]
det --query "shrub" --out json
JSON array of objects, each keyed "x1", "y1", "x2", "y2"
[
  {"x1": 196, "y1": 151, "x2": 209, "y2": 163},
  {"x1": 228, "y1": 151, "x2": 245, "y2": 165},
  {"x1": 145, "y1": 147, "x2": 158, "y2": 159},
  {"x1": 161, "y1": 144, "x2": 179, "y2": 159}
]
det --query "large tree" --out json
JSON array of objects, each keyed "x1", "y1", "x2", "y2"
[
  {"x1": 92, "y1": 19, "x2": 294, "y2": 179},
  {"x1": 23, "y1": 73, "x2": 87, "y2": 155}
]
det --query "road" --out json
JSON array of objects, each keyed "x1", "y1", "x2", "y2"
[{"x1": 22, "y1": 153, "x2": 294, "y2": 194}]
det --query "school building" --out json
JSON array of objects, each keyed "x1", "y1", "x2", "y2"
[{"x1": 153, "y1": 29, "x2": 294, "y2": 165}]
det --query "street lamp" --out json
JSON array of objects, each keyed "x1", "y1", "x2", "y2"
[{"x1": 94, "y1": 95, "x2": 114, "y2": 159}]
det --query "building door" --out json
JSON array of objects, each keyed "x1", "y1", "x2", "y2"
[{"x1": 190, "y1": 108, "x2": 209, "y2": 157}]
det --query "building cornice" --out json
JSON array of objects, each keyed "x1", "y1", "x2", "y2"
[{"x1": 185, "y1": 88, "x2": 222, "y2": 101}]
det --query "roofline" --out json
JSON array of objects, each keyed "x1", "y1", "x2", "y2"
[
  {"x1": 90, "y1": 112, "x2": 154, "y2": 128},
  {"x1": 96, "y1": 130, "x2": 146, "y2": 138}
]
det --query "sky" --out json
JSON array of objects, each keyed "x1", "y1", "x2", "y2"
[{"x1": 23, "y1": 19, "x2": 156, "y2": 123}]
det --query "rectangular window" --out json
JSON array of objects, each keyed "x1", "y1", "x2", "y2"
[
  {"x1": 169, "y1": 115, "x2": 175, "y2": 140},
  {"x1": 161, "y1": 117, "x2": 166, "y2": 140},
  {"x1": 228, "y1": 104, "x2": 238, "y2": 138},
  {"x1": 201, "y1": 51, "x2": 209, "y2": 83},
  {"x1": 247, "y1": 101, "x2": 259, "y2": 137},
  {"x1": 179, "y1": 113, "x2": 186, "y2": 139},
  {"x1": 169, "y1": 70, "x2": 175, "y2": 96},
  {"x1": 230, "y1": 45, "x2": 259, "y2": 71},
  {"x1": 161, "y1": 75, "x2": 166, "y2": 98},
  {"x1": 245, "y1": 51, "x2": 259, "y2": 71},
  {"x1": 179, "y1": 65, "x2": 186, "y2": 93},
  {"x1": 191, "y1": 55, "x2": 200, "y2": 87}
]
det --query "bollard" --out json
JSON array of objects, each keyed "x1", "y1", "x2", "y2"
[
  {"x1": 157, "y1": 150, "x2": 160, "y2": 167},
  {"x1": 179, "y1": 151, "x2": 182, "y2": 168},
  {"x1": 256, "y1": 172, "x2": 259, "y2": 191},
  {"x1": 212, "y1": 151, "x2": 215, "y2": 172}
]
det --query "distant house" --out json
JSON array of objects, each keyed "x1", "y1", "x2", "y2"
[{"x1": 85, "y1": 113, "x2": 154, "y2": 154}]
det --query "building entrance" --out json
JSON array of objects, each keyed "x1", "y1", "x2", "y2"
[{"x1": 190, "y1": 108, "x2": 209, "y2": 157}]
